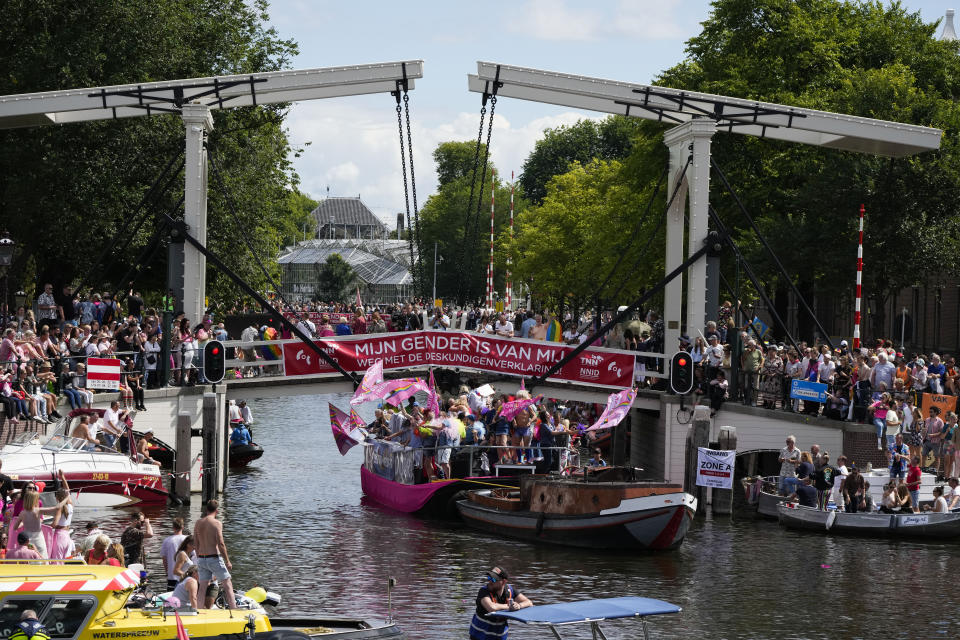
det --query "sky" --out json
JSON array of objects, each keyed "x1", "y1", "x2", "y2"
[{"x1": 263, "y1": 0, "x2": 956, "y2": 226}]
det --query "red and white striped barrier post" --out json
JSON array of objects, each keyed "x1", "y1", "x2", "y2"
[
  {"x1": 486, "y1": 169, "x2": 496, "y2": 308},
  {"x1": 506, "y1": 171, "x2": 514, "y2": 309},
  {"x1": 853, "y1": 204, "x2": 864, "y2": 350}
]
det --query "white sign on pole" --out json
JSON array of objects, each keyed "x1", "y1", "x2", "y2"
[{"x1": 696, "y1": 448, "x2": 736, "y2": 489}]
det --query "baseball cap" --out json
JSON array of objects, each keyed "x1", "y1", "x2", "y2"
[{"x1": 840, "y1": 340, "x2": 848, "y2": 346}]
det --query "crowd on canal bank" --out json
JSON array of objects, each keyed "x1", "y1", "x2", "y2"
[{"x1": 773, "y1": 434, "x2": 958, "y2": 514}]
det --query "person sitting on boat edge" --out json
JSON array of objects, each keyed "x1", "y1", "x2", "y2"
[
  {"x1": 9, "y1": 610, "x2": 50, "y2": 640},
  {"x1": 788, "y1": 476, "x2": 817, "y2": 509},
  {"x1": 137, "y1": 429, "x2": 162, "y2": 467},
  {"x1": 168, "y1": 561, "x2": 200, "y2": 610},
  {"x1": 946, "y1": 477, "x2": 960, "y2": 510},
  {"x1": 926, "y1": 485, "x2": 949, "y2": 513},
  {"x1": 7, "y1": 532, "x2": 42, "y2": 562},
  {"x1": 469, "y1": 567, "x2": 532, "y2": 640}
]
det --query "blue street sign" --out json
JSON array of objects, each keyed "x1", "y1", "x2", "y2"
[{"x1": 790, "y1": 379, "x2": 828, "y2": 403}]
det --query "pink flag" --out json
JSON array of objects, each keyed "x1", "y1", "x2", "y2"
[
  {"x1": 427, "y1": 369, "x2": 441, "y2": 417},
  {"x1": 350, "y1": 407, "x2": 368, "y2": 436},
  {"x1": 175, "y1": 611, "x2": 190, "y2": 640},
  {"x1": 519, "y1": 377, "x2": 526, "y2": 391},
  {"x1": 585, "y1": 386, "x2": 637, "y2": 431},
  {"x1": 329, "y1": 403, "x2": 363, "y2": 455},
  {"x1": 351, "y1": 360, "x2": 385, "y2": 405},
  {"x1": 499, "y1": 394, "x2": 542, "y2": 421},
  {"x1": 355, "y1": 286, "x2": 363, "y2": 309}
]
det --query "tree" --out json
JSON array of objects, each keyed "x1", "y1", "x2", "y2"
[
  {"x1": 653, "y1": 0, "x2": 960, "y2": 340},
  {"x1": 418, "y1": 141, "x2": 523, "y2": 304},
  {"x1": 0, "y1": 0, "x2": 304, "y2": 312},
  {"x1": 318, "y1": 253, "x2": 359, "y2": 302},
  {"x1": 519, "y1": 116, "x2": 646, "y2": 205}
]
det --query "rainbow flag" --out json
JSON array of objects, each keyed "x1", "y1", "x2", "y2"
[
  {"x1": 545, "y1": 318, "x2": 563, "y2": 342},
  {"x1": 351, "y1": 360, "x2": 384, "y2": 405},
  {"x1": 584, "y1": 386, "x2": 637, "y2": 432},
  {"x1": 329, "y1": 403, "x2": 363, "y2": 455}
]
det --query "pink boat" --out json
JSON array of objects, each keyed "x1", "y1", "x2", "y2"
[{"x1": 359, "y1": 441, "x2": 520, "y2": 517}]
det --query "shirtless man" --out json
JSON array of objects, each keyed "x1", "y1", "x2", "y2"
[
  {"x1": 70, "y1": 416, "x2": 99, "y2": 450},
  {"x1": 193, "y1": 499, "x2": 236, "y2": 609},
  {"x1": 136, "y1": 429, "x2": 161, "y2": 466}
]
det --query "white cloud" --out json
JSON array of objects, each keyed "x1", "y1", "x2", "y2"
[
  {"x1": 510, "y1": 0, "x2": 686, "y2": 41},
  {"x1": 285, "y1": 100, "x2": 597, "y2": 227}
]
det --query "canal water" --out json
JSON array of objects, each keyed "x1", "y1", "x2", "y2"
[{"x1": 90, "y1": 393, "x2": 960, "y2": 639}]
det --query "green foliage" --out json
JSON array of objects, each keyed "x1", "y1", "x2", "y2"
[
  {"x1": 655, "y1": 0, "x2": 960, "y2": 324},
  {"x1": 318, "y1": 253, "x2": 359, "y2": 301},
  {"x1": 519, "y1": 116, "x2": 646, "y2": 205},
  {"x1": 417, "y1": 141, "x2": 525, "y2": 304},
  {"x1": 0, "y1": 0, "x2": 307, "y2": 312}
]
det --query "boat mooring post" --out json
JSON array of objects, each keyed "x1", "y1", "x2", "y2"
[
  {"x1": 683, "y1": 405, "x2": 710, "y2": 515},
  {"x1": 202, "y1": 392, "x2": 218, "y2": 503},
  {"x1": 175, "y1": 411, "x2": 192, "y2": 502},
  {"x1": 713, "y1": 425, "x2": 737, "y2": 515}
]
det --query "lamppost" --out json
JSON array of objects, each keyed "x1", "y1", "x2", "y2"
[
  {"x1": 900, "y1": 307, "x2": 908, "y2": 352},
  {"x1": 0, "y1": 231, "x2": 14, "y2": 326}
]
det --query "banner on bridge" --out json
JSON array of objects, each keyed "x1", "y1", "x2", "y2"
[{"x1": 282, "y1": 330, "x2": 635, "y2": 388}]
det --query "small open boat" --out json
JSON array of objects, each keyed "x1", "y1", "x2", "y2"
[
  {"x1": 777, "y1": 502, "x2": 960, "y2": 539},
  {"x1": 745, "y1": 469, "x2": 939, "y2": 518},
  {"x1": 493, "y1": 596, "x2": 680, "y2": 639},
  {"x1": 457, "y1": 468, "x2": 696, "y2": 550}
]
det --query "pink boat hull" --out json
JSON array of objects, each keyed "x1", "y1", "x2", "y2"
[{"x1": 360, "y1": 465, "x2": 459, "y2": 513}]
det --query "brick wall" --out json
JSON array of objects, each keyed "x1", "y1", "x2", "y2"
[
  {"x1": 0, "y1": 416, "x2": 44, "y2": 444},
  {"x1": 842, "y1": 424, "x2": 888, "y2": 469}
]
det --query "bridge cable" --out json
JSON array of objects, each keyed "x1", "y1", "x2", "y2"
[
  {"x1": 76, "y1": 149, "x2": 184, "y2": 296},
  {"x1": 710, "y1": 158, "x2": 834, "y2": 350}
]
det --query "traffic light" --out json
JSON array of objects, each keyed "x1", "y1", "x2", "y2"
[
  {"x1": 670, "y1": 351, "x2": 694, "y2": 395},
  {"x1": 203, "y1": 340, "x2": 226, "y2": 384}
]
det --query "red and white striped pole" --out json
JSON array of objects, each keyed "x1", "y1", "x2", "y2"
[
  {"x1": 853, "y1": 204, "x2": 864, "y2": 350},
  {"x1": 486, "y1": 170, "x2": 496, "y2": 308},
  {"x1": 505, "y1": 171, "x2": 514, "y2": 309}
]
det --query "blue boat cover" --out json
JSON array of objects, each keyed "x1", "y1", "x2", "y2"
[{"x1": 493, "y1": 597, "x2": 681, "y2": 624}]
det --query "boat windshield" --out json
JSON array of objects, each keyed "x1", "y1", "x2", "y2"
[
  {"x1": 8, "y1": 432, "x2": 39, "y2": 446},
  {"x1": 41, "y1": 435, "x2": 101, "y2": 453}
]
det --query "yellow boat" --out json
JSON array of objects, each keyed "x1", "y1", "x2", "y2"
[{"x1": 0, "y1": 560, "x2": 403, "y2": 640}]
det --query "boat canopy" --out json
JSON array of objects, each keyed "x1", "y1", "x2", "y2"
[{"x1": 494, "y1": 596, "x2": 681, "y2": 624}]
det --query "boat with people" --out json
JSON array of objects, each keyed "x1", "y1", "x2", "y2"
[
  {"x1": 744, "y1": 468, "x2": 939, "y2": 518},
  {"x1": 491, "y1": 596, "x2": 681, "y2": 640},
  {"x1": 0, "y1": 559, "x2": 406, "y2": 640},
  {"x1": 230, "y1": 441, "x2": 265, "y2": 467},
  {"x1": 456, "y1": 467, "x2": 697, "y2": 550},
  {"x1": 776, "y1": 502, "x2": 960, "y2": 539},
  {"x1": 359, "y1": 439, "x2": 525, "y2": 517},
  {"x1": 0, "y1": 412, "x2": 169, "y2": 507}
]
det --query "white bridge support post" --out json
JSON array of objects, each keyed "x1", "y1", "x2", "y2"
[
  {"x1": 662, "y1": 120, "x2": 715, "y2": 347},
  {"x1": 181, "y1": 103, "x2": 213, "y2": 323}
]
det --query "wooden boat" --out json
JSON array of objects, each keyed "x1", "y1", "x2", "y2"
[
  {"x1": 777, "y1": 502, "x2": 960, "y2": 539},
  {"x1": 493, "y1": 596, "x2": 680, "y2": 639},
  {"x1": 456, "y1": 468, "x2": 696, "y2": 550},
  {"x1": 0, "y1": 559, "x2": 405, "y2": 640},
  {"x1": 745, "y1": 469, "x2": 939, "y2": 518}
]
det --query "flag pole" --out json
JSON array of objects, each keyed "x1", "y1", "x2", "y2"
[
  {"x1": 853, "y1": 204, "x2": 864, "y2": 350},
  {"x1": 506, "y1": 171, "x2": 514, "y2": 310}
]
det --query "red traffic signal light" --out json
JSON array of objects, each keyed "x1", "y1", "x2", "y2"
[
  {"x1": 670, "y1": 351, "x2": 694, "y2": 395},
  {"x1": 203, "y1": 340, "x2": 226, "y2": 384}
]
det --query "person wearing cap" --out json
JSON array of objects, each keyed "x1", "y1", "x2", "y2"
[
  {"x1": 169, "y1": 561, "x2": 200, "y2": 609},
  {"x1": 136, "y1": 430, "x2": 161, "y2": 467},
  {"x1": 469, "y1": 567, "x2": 532, "y2": 640}
]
